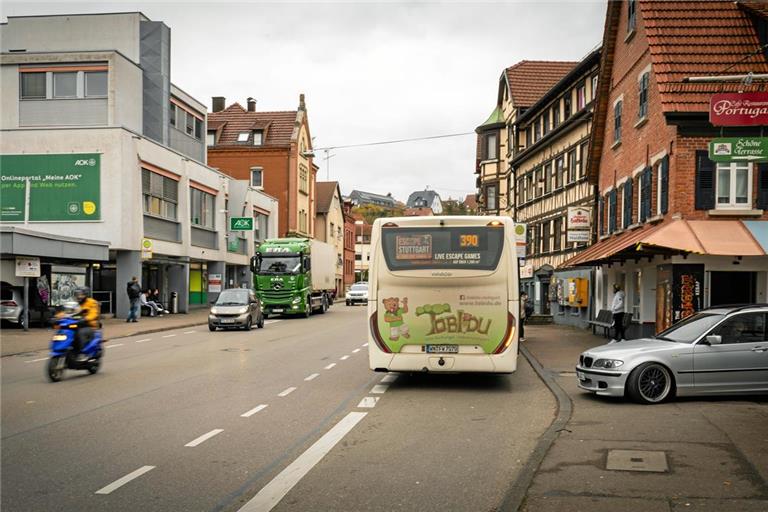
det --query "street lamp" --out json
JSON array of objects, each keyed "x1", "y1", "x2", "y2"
[{"x1": 355, "y1": 220, "x2": 364, "y2": 282}]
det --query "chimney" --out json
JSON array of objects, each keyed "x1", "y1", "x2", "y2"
[
  {"x1": 299, "y1": 93, "x2": 306, "y2": 111},
  {"x1": 247, "y1": 97, "x2": 256, "y2": 112},
  {"x1": 212, "y1": 96, "x2": 225, "y2": 113}
]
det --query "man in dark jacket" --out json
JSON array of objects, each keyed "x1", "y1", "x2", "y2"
[{"x1": 126, "y1": 276, "x2": 141, "y2": 323}]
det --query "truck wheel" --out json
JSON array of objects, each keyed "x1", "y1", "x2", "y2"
[
  {"x1": 305, "y1": 297, "x2": 311, "y2": 318},
  {"x1": 319, "y1": 295, "x2": 328, "y2": 314}
]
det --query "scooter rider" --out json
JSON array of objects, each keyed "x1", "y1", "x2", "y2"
[{"x1": 73, "y1": 287, "x2": 101, "y2": 360}]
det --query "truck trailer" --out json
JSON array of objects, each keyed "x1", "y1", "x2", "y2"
[{"x1": 250, "y1": 238, "x2": 336, "y2": 317}]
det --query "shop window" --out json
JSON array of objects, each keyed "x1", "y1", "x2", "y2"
[
  {"x1": 190, "y1": 188, "x2": 215, "y2": 229},
  {"x1": 20, "y1": 72, "x2": 46, "y2": 99},
  {"x1": 142, "y1": 168, "x2": 178, "y2": 220},
  {"x1": 53, "y1": 72, "x2": 77, "y2": 98},
  {"x1": 716, "y1": 162, "x2": 751, "y2": 209},
  {"x1": 85, "y1": 71, "x2": 107, "y2": 97},
  {"x1": 631, "y1": 270, "x2": 641, "y2": 321},
  {"x1": 250, "y1": 167, "x2": 263, "y2": 188}
]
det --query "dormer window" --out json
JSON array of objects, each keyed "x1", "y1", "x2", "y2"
[
  {"x1": 207, "y1": 131, "x2": 216, "y2": 146},
  {"x1": 237, "y1": 132, "x2": 250, "y2": 142},
  {"x1": 253, "y1": 130, "x2": 263, "y2": 146}
]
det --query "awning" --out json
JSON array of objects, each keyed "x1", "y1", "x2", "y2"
[
  {"x1": 0, "y1": 226, "x2": 109, "y2": 261},
  {"x1": 561, "y1": 219, "x2": 767, "y2": 267}
]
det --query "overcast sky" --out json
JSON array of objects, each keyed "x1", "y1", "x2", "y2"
[{"x1": 4, "y1": 0, "x2": 605, "y2": 203}]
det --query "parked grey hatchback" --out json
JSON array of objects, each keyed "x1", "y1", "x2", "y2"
[
  {"x1": 577, "y1": 305, "x2": 768, "y2": 404},
  {"x1": 209, "y1": 288, "x2": 264, "y2": 331}
]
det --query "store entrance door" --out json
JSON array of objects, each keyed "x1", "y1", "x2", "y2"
[{"x1": 710, "y1": 271, "x2": 756, "y2": 306}]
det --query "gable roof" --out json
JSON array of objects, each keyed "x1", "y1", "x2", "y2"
[
  {"x1": 642, "y1": 0, "x2": 768, "y2": 113},
  {"x1": 406, "y1": 189, "x2": 441, "y2": 208},
  {"x1": 315, "y1": 181, "x2": 340, "y2": 214},
  {"x1": 349, "y1": 190, "x2": 396, "y2": 206},
  {"x1": 208, "y1": 103, "x2": 299, "y2": 147},
  {"x1": 504, "y1": 60, "x2": 579, "y2": 109},
  {"x1": 463, "y1": 194, "x2": 478, "y2": 209}
]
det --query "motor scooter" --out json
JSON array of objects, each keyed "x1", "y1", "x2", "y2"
[{"x1": 47, "y1": 316, "x2": 103, "y2": 382}]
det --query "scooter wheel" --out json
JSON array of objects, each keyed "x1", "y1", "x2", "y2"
[
  {"x1": 47, "y1": 356, "x2": 65, "y2": 382},
  {"x1": 87, "y1": 357, "x2": 101, "y2": 375}
]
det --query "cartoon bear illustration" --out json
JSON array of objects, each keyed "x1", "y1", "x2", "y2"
[{"x1": 382, "y1": 297, "x2": 410, "y2": 341}]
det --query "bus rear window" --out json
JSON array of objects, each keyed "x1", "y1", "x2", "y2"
[{"x1": 381, "y1": 226, "x2": 504, "y2": 271}]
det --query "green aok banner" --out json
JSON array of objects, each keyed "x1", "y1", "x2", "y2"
[{"x1": 0, "y1": 153, "x2": 101, "y2": 221}]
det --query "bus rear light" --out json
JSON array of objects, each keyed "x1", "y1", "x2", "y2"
[
  {"x1": 486, "y1": 220, "x2": 503, "y2": 227},
  {"x1": 492, "y1": 312, "x2": 517, "y2": 354},
  {"x1": 369, "y1": 311, "x2": 392, "y2": 353},
  {"x1": 382, "y1": 222, "x2": 399, "y2": 228}
]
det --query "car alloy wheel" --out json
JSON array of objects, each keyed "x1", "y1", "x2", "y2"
[{"x1": 628, "y1": 362, "x2": 673, "y2": 404}]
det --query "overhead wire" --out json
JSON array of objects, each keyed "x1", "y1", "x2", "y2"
[{"x1": 313, "y1": 131, "x2": 475, "y2": 151}]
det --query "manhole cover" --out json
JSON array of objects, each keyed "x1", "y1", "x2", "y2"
[
  {"x1": 606, "y1": 450, "x2": 668, "y2": 472},
  {"x1": 220, "y1": 348, "x2": 251, "y2": 352}
]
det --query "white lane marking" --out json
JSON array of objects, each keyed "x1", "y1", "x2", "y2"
[
  {"x1": 135, "y1": 338, "x2": 151, "y2": 343},
  {"x1": 370, "y1": 384, "x2": 389, "y2": 394},
  {"x1": 357, "y1": 396, "x2": 379, "y2": 408},
  {"x1": 380, "y1": 374, "x2": 399, "y2": 384},
  {"x1": 95, "y1": 465, "x2": 155, "y2": 495},
  {"x1": 241, "y1": 404, "x2": 268, "y2": 418},
  {"x1": 324, "y1": 363, "x2": 336, "y2": 370},
  {"x1": 185, "y1": 428, "x2": 224, "y2": 447},
  {"x1": 264, "y1": 320, "x2": 282, "y2": 325},
  {"x1": 183, "y1": 330, "x2": 196, "y2": 334},
  {"x1": 340, "y1": 355, "x2": 350, "y2": 360},
  {"x1": 362, "y1": 343, "x2": 369, "y2": 347},
  {"x1": 105, "y1": 343, "x2": 124, "y2": 348},
  {"x1": 304, "y1": 373, "x2": 319, "y2": 381},
  {"x1": 24, "y1": 357, "x2": 48, "y2": 363},
  {"x1": 237, "y1": 412, "x2": 367, "y2": 512},
  {"x1": 162, "y1": 334, "x2": 176, "y2": 338},
  {"x1": 278, "y1": 387, "x2": 297, "y2": 397},
  {"x1": 352, "y1": 348, "x2": 361, "y2": 353}
]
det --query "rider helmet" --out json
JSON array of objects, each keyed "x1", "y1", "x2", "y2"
[{"x1": 74, "y1": 287, "x2": 91, "y2": 304}]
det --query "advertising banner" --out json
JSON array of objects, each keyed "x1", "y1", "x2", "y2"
[
  {"x1": 710, "y1": 92, "x2": 768, "y2": 126},
  {"x1": 708, "y1": 137, "x2": 768, "y2": 162},
  {"x1": 567, "y1": 206, "x2": 591, "y2": 243},
  {"x1": 15, "y1": 257, "x2": 41, "y2": 278},
  {"x1": 672, "y1": 264, "x2": 704, "y2": 323},
  {"x1": 208, "y1": 274, "x2": 222, "y2": 293},
  {"x1": 0, "y1": 154, "x2": 101, "y2": 221}
]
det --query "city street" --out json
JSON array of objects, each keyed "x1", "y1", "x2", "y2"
[{"x1": 1, "y1": 305, "x2": 554, "y2": 512}]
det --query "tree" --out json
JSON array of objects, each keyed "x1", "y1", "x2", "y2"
[
  {"x1": 441, "y1": 198, "x2": 470, "y2": 215},
  {"x1": 352, "y1": 204, "x2": 405, "y2": 224}
]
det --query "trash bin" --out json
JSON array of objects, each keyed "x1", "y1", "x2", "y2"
[{"x1": 170, "y1": 291, "x2": 178, "y2": 314}]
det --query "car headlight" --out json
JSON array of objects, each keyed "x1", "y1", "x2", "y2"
[
  {"x1": 292, "y1": 296, "x2": 302, "y2": 304},
  {"x1": 593, "y1": 359, "x2": 624, "y2": 369}
]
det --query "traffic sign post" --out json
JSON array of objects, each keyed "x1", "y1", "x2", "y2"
[
  {"x1": 15, "y1": 257, "x2": 40, "y2": 332},
  {"x1": 709, "y1": 137, "x2": 768, "y2": 162},
  {"x1": 229, "y1": 217, "x2": 254, "y2": 231}
]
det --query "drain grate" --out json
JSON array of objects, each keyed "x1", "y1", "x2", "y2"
[{"x1": 606, "y1": 449, "x2": 668, "y2": 472}]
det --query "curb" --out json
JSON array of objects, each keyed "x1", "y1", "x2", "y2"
[{"x1": 499, "y1": 343, "x2": 574, "y2": 512}]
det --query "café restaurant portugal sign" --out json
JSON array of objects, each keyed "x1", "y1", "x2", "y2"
[{"x1": 710, "y1": 92, "x2": 768, "y2": 126}]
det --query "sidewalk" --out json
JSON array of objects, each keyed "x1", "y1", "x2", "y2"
[
  {"x1": 0, "y1": 309, "x2": 211, "y2": 357},
  {"x1": 521, "y1": 324, "x2": 768, "y2": 512}
]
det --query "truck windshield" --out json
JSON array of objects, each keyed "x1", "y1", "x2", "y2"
[{"x1": 258, "y1": 255, "x2": 302, "y2": 275}]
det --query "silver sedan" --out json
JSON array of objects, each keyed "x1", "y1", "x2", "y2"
[{"x1": 576, "y1": 305, "x2": 768, "y2": 404}]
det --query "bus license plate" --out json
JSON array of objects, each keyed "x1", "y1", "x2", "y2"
[{"x1": 426, "y1": 345, "x2": 458, "y2": 354}]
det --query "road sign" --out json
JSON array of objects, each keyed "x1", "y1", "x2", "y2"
[
  {"x1": 709, "y1": 137, "x2": 768, "y2": 162},
  {"x1": 514, "y1": 223, "x2": 527, "y2": 260},
  {"x1": 229, "y1": 217, "x2": 254, "y2": 231},
  {"x1": 141, "y1": 238, "x2": 153, "y2": 259},
  {"x1": 15, "y1": 257, "x2": 41, "y2": 278}
]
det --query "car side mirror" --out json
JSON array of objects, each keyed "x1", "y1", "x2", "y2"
[{"x1": 705, "y1": 334, "x2": 722, "y2": 345}]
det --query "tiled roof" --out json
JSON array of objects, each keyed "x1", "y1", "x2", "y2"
[
  {"x1": 504, "y1": 61, "x2": 578, "y2": 108},
  {"x1": 404, "y1": 207, "x2": 434, "y2": 216},
  {"x1": 208, "y1": 103, "x2": 299, "y2": 147},
  {"x1": 315, "y1": 181, "x2": 339, "y2": 214},
  {"x1": 463, "y1": 194, "x2": 478, "y2": 209},
  {"x1": 642, "y1": 0, "x2": 768, "y2": 112}
]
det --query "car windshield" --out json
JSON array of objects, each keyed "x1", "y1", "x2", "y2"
[
  {"x1": 351, "y1": 284, "x2": 368, "y2": 291},
  {"x1": 215, "y1": 289, "x2": 249, "y2": 306},
  {"x1": 655, "y1": 313, "x2": 724, "y2": 344},
  {"x1": 258, "y1": 256, "x2": 301, "y2": 275}
]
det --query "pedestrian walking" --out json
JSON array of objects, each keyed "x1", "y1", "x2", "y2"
[
  {"x1": 610, "y1": 283, "x2": 626, "y2": 343},
  {"x1": 126, "y1": 276, "x2": 141, "y2": 323},
  {"x1": 519, "y1": 292, "x2": 529, "y2": 341}
]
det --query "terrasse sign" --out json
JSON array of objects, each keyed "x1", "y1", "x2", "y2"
[
  {"x1": 709, "y1": 137, "x2": 768, "y2": 162},
  {"x1": 710, "y1": 92, "x2": 768, "y2": 126}
]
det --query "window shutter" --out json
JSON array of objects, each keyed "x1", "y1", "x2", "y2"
[
  {"x1": 624, "y1": 179, "x2": 633, "y2": 228},
  {"x1": 643, "y1": 166, "x2": 652, "y2": 219},
  {"x1": 609, "y1": 189, "x2": 617, "y2": 233},
  {"x1": 660, "y1": 155, "x2": 669, "y2": 214},
  {"x1": 757, "y1": 163, "x2": 768, "y2": 210},
  {"x1": 695, "y1": 150, "x2": 715, "y2": 210},
  {"x1": 598, "y1": 196, "x2": 605, "y2": 235}
]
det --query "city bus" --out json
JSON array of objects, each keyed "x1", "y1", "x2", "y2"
[{"x1": 367, "y1": 216, "x2": 520, "y2": 373}]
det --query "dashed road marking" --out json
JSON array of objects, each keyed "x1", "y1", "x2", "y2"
[
  {"x1": 362, "y1": 343, "x2": 369, "y2": 347},
  {"x1": 135, "y1": 338, "x2": 151, "y2": 343},
  {"x1": 304, "y1": 373, "x2": 319, "y2": 381},
  {"x1": 352, "y1": 348, "x2": 361, "y2": 353},
  {"x1": 380, "y1": 374, "x2": 398, "y2": 384},
  {"x1": 95, "y1": 465, "x2": 155, "y2": 495},
  {"x1": 241, "y1": 404, "x2": 268, "y2": 418},
  {"x1": 357, "y1": 396, "x2": 379, "y2": 408},
  {"x1": 162, "y1": 334, "x2": 176, "y2": 338},
  {"x1": 185, "y1": 429, "x2": 224, "y2": 447},
  {"x1": 24, "y1": 357, "x2": 48, "y2": 363},
  {"x1": 264, "y1": 320, "x2": 281, "y2": 325},
  {"x1": 105, "y1": 343, "x2": 124, "y2": 348},
  {"x1": 278, "y1": 387, "x2": 297, "y2": 397},
  {"x1": 340, "y1": 355, "x2": 350, "y2": 360},
  {"x1": 183, "y1": 330, "x2": 196, "y2": 334},
  {"x1": 370, "y1": 384, "x2": 389, "y2": 394},
  {"x1": 237, "y1": 412, "x2": 367, "y2": 512},
  {"x1": 324, "y1": 363, "x2": 336, "y2": 370}
]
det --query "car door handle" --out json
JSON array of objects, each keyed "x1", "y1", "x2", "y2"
[{"x1": 751, "y1": 347, "x2": 767, "y2": 352}]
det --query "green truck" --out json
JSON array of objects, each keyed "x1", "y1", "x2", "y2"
[{"x1": 250, "y1": 238, "x2": 336, "y2": 317}]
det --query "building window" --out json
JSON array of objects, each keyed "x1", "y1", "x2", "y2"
[
  {"x1": 53, "y1": 72, "x2": 77, "y2": 98},
  {"x1": 591, "y1": 75, "x2": 598, "y2": 101},
  {"x1": 613, "y1": 101, "x2": 622, "y2": 143},
  {"x1": 485, "y1": 183, "x2": 498, "y2": 211},
  {"x1": 20, "y1": 72, "x2": 47, "y2": 99},
  {"x1": 485, "y1": 132, "x2": 497, "y2": 160},
  {"x1": 206, "y1": 131, "x2": 216, "y2": 146},
  {"x1": 185, "y1": 112, "x2": 194, "y2": 136},
  {"x1": 552, "y1": 105, "x2": 560, "y2": 128},
  {"x1": 254, "y1": 212, "x2": 268, "y2": 241},
  {"x1": 250, "y1": 167, "x2": 263, "y2": 188},
  {"x1": 534, "y1": 118, "x2": 542, "y2": 142},
  {"x1": 628, "y1": 0, "x2": 637, "y2": 33},
  {"x1": 190, "y1": 188, "x2": 215, "y2": 229},
  {"x1": 577, "y1": 82, "x2": 586, "y2": 110},
  {"x1": 299, "y1": 210, "x2": 307, "y2": 233},
  {"x1": 85, "y1": 71, "x2": 107, "y2": 97},
  {"x1": 544, "y1": 162, "x2": 552, "y2": 194},
  {"x1": 555, "y1": 156, "x2": 565, "y2": 189},
  {"x1": 534, "y1": 167, "x2": 542, "y2": 197},
  {"x1": 170, "y1": 102, "x2": 176, "y2": 126},
  {"x1": 608, "y1": 189, "x2": 617, "y2": 233},
  {"x1": 564, "y1": 95, "x2": 572, "y2": 119},
  {"x1": 542, "y1": 221, "x2": 551, "y2": 253},
  {"x1": 638, "y1": 72, "x2": 649, "y2": 119},
  {"x1": 579, "y1": 142, "x2": 589, "y2": 178},
  {"x1": 568, "y1": 149, "x2": 577, "y2": 183},
  {"x1": 253, "y1": 130, "x2": 263, "y2": 146},
  {"x1": 526, "y1": 127, "x2": 532, "y2": 147},
  {"x1": 623, "y1": 179, "x2": 634, "y2": 228},
  {"x1": 142, "y1": 168, "x2": 178, "y2": 220},
  {"x1": 553, "y1": 217, "x2": 562, "y2": 251},
  {"x1": 716, "y1": 162, "x2": 751, "y2": 208},
  {"x1": 299, "y1": 165, "x2": 309, "y2": 194},
  {"x1": 237, "y1": 132, "x2": 250, "y2": 142},
  {"x1": 542, "y1": 114, "x2": 550, "y2": 136}
]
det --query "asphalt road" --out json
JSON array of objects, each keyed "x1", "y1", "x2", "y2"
[{"x1": 1, "y1": 305, "x2": 554, "y2": 512}]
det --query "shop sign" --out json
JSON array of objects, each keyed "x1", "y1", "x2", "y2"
[
  {"x1": 141, "y1": 238, "x2": 153, "y2": 260},
  {"x1": 567, "y1": 206, "x2": 591, "y2": 242},
  {"x1": 709, "y1": 137, "x2": 768, "y2": 162},
  {"x1": 672, "y1": 264, "x2": 704, "y2": 323},
  {"x1": 208, "y1": 273, "x2": 222, "y2": 293},
  {"x1": 567, "y1": 230, "x2": 590, "y2": 243},
  {"x1": 15, "y1": 256, "x2": 41, "y2": 278},
  {"x1": 710, "y1": 92, "x2": 768, "y2": 126},
  {"x1": 520, "y1": 264, "x2": 534, "y2": 279},
  {"x1": 514, "y1": 223, "x2": 526, "y2": 260},
  {"x1": 229, "y1": 217, "x2": 254, "y2": 231},
  {"x1": 0, "y1": 154, "x2": 100, "y2": 221}
]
